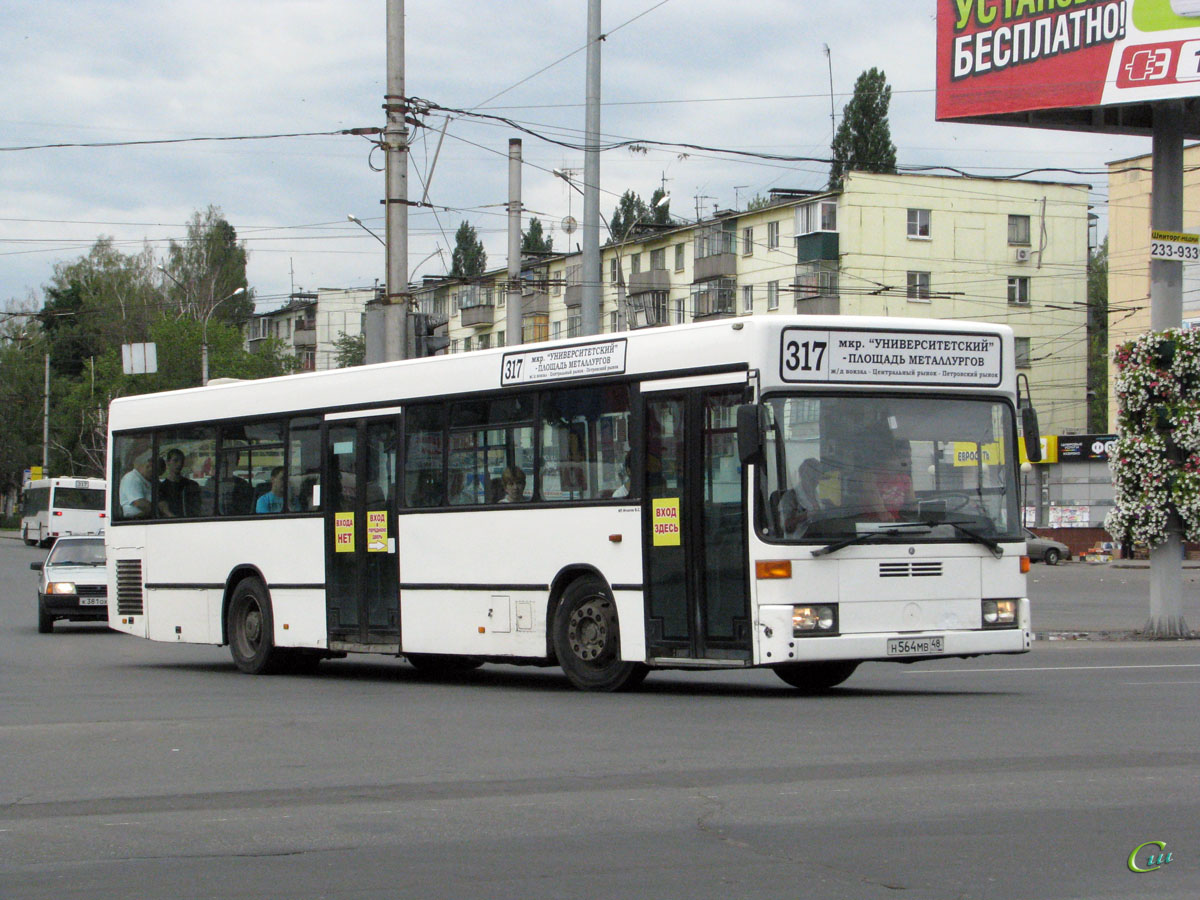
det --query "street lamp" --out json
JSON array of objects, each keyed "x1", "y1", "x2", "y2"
[
  {"x1": 201, "y1": 287, "x2": 246, "y2": 386},
  {"x1": 347, "y1": 214, "x2": 386, "y2": 247}
]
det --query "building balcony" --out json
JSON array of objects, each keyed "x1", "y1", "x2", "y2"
[
  {"x1": 795, "y1": 230, "x2": 839, "y2": 262},
  {"x1": 293, "y1": 327, "x2": 316, "y2": 348},
  {"x1": 564, "y1": 283, "x2": 582, "y2": 308},
  {"x1": 522, "y1": 289, "x2": 549, "y2": 317},
  {"x1": 461, "y1": 304, "x2": 495, "y2": 328},
  {"x1": 627, "y1": 268, "x2": 671, "y2": 296},
  {"x1": 693, "y1": 251, "x2": 737, "y2": 282}
]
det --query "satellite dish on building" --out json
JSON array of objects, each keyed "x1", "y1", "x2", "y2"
[{"x1": 561, "y1": 215, "x2": 578, "y2": 235}]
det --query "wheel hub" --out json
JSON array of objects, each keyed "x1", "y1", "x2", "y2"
[{"x1": 568, "y1": 600, "x2": 613, "y2": 662}]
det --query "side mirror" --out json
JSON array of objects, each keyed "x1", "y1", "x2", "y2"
[
  {"x1": 30, "y1": 561, "x2": 43, "y2": 571},
  {"x1": 736, "y1": 404, "x2": 765, "y2": 466},
  {"x1": 1021, "y1": 406, "x2": 1042, "y2": 463}
]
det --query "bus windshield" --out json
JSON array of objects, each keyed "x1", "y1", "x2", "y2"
[{"x1": 758, "y1": 395, "x2": 1021, "y2": 543}]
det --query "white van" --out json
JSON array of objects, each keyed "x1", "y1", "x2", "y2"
[{"x1": 21, "y1": 477, "x2": 107, "y2": 547}]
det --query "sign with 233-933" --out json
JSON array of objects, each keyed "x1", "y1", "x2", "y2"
[
  {"x1": 780, "y1": 328, "x2": 1003, "y2": 387},
  {"x1": 1150, "y1": 230, "x2": 1200, "y2": 261}
]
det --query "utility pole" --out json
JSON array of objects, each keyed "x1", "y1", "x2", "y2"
[
  {"x1": 507, "y1": 139, "x2": 524, "y2": 346},
  {"x1": 1148, "y1": 100, "x2": 1187, "y2": 637},
  {"x1": 580, "y1": 0, "x2": 602, "y2": 336},
  {"x1": 42, "y1": 353, "x2": 49, "y2": 472},
  {"x1": 384, "y1": 0, "x2": 410, "y2": 360}
]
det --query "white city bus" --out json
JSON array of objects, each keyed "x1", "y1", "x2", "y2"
[
  {"x1": 21, "y1": 477, "x2": 107, "y2": 547},
  {"x1": 105, "y1": 316, "x2": 1032, "y2": 691}
]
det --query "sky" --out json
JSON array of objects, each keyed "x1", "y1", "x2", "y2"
[{"x1": 0, "y1": 0, "x2": 1153, "y2": 316}]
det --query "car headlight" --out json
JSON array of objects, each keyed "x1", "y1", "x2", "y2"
[
  {"x1": 48, "y1": 582, "x2": 77, "y2": 595},
  {"x1": 793, "y1": 604, "x2": 838, "y2": 636},
  {"x1": 982, "y1": 599, "x2": 1017, "y2": 627}
]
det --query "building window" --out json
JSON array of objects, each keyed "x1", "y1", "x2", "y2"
[
  {"x1": 742, "y1": 227, "x2": 754, "y2": 255},
  {"x1": 796, "y1": 261, "x2": 839, "y2": 299},
  {"x1": 695, "y1": 222, "x2": 736, "y2": 259},
  {"x1": 691, "y1": 278, "x2": 737, "y2": 318},
  {"x1": 907, "y1": 209, "x2": 931, "y2": 239},
  {"x1": 1015, "y1": 336, "x2": 1031, "y2": 368},
  {"x1": 672, "y1": 297, "x2": 685, "y2": 324},
  {"x1": 767, "y1": 281, "x2": 780, "y2": 311},
  {"x1": 567, "y1": 313, "x2": 581, "y2": 337},
  {"x1": 674, "y1": 243, "x2": 685, "y2": 271},
  {"x1": 609, "y1": 257, "x2": 618, "y2": 283},
  {"x1": 1009, "y1": 214, "x2": 1031, "y2": 245},
  {"x1": 1008, "y1": 276, "x2": 1031, "y2": 305},
  {"x1": 650, "y1": 247, "x2": 666, "y2": 270},
  {"x1": 552, "y1": 320, "x2": 562, "y2": 340},
  {"x1": 767, "y1": 221, "x2": 780, "y2": 249},
  {"x1": 647, "y1": 292, "x2": 669, "y2": 326},
  {"x1": 797, "y1": 201, "x2": 837, "y2": 235},
  {"x1": 496, "y1": 330, "x2": 505, "y2": 348},
  {"x1": 630, "y1": 252, "x2": 642, "y2": 275},
  {"x1": 523, "y1": 314, "x2": 549, "y2": 343},
  {"x1": 477, "y1": 333, "x2": 490, "y2": 351},
  {"x1": 610, "y1": 311, "x2": 618, "y2": 333},
  {"x1": 463, "y1": 335, "x2": 472, "y2": 353},
  {"x1": 906, "y1": 271, "x2": 931, "y2": 301},
  {"x1": 742, "y1": 285, "x2": 754, "y2": 313}
]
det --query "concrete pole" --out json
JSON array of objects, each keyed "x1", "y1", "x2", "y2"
[
  {"x1": 507, "y1": 139, "x2": 523, "y2": 346},
  {"x1": 1148, "y1": 101, "x2": 1187, "y2": 637},
  {"x1": 384, "y1": 0, "x2": 409, "y2": 360},
  {"x1": 580, "y1": 0, "x2": 602, "y2": 335},
  {"x1": 42, "y1": 353, "x2": 49, "y2": 472}
]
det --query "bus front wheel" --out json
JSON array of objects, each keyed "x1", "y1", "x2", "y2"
[
  {"x1": 553, "y1": 576, "x2": 648, "y2": 692},
  {"x1": 228, "y1": 578, "x2": 285, "y2": 675},
  {"x1": 773, "y1": 661, "x2": 859, "y2": 693}
]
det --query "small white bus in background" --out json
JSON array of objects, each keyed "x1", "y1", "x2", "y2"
[
  {"x1": 21, "y1": 477, "x2": 107, "y2": 547},
  {"x1": 105, "y1": 315, "x2": 1034, "y2": 692}
]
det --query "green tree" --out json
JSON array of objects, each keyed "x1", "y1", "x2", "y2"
[
  {"x1": 609, "y1": 190, "x2": 650, "y2": 243},
  {"x1": 649, "y1": 188, "x2": 672, "y2": 226},
  {"x1": 1087, "y1": 238, "x2": 1109, "y2": 432},
  {"x1": 521, "y1": 217, "x2": 554, "y2": 255},
  {"x1": 829, "y1": 68, "x2": 898, "y2": 190},
  {"x1": 745, "y1": 194, "x2": 773, "y2": 212},
  {"x1": 161, "y1": 205, "x2": 254, "y2": 325},
  {"x1": 450, "y1": 221, "x2": 487, "y2": 277},
  {"x1": 0, "y1": 326, "x2": 52, "y2": 486},
  {"x1": 332, "y1": 331, "x2": 367, "y2": 368}
]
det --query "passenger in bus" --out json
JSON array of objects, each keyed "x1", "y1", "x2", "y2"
[
  {"x1": 219, "y1": 451, "x2": 255, "y2": 516},
  {"x1": 866, "y1": 444, "x2": 915, "y2": 522},
  {"x1": 611, "y1": 454, "x2": 632, "y2": 499},
  {"x1": 779, "y1": 459, "x2": 823, "y2": 536},
  {"x1": 499, "y1": 466, "x2": 526, "y2": 503},
  {"x1": 158, "y1": 448, "x2": 201, "y2": 517},
  {"x1": 448, "y1": 469, "x2": 475, "y2": 505},
  {"x1": 119, "y1": 451, "x2": 155, "y2": 519},
  {"x1": 255, "y1": 467, "x2": 286, "y2": 514}
]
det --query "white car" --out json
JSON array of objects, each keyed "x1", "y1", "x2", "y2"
[{"x1": 31, "y1": 535, "x2": 108, "y2": 633}]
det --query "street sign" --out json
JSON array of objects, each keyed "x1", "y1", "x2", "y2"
[{"x1": 1150, "y1": 229, "x2": 1200, "y2": 261}]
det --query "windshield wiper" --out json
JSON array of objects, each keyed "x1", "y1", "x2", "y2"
[
  {"x1": 812, "y1": 522, "x2": 932, "y2": 558},
  {"x1": 942, "y1": 518, "x2": 1004, "y2": 559}
]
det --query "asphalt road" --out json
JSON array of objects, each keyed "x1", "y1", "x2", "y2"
[{"x1": 2, "y1": 538, "x2": 1197, "y2": 899}]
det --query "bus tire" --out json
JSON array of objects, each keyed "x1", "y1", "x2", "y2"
[
  {"x1": 553, "y1": 576, "x2": 648, "y2": 692},
  {"x1": 773, "y1": 661, "x2": 859, "y2": 693},
  {"x1": 228, "y1": 578, "x2": 284, "y2": 675},
  {"x1": 406, "y1": 653, "x2": 484, "y2": 675},
  {"x1": 23, "y1": 527, "x2": 35, "y2": 547}
]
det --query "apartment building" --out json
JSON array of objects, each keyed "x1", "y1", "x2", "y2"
[
  {"x1": 246, "y1": 286, "x2": 377, "y2": 371},
  {"x1": 419, "y1": 171, "x2": 1090, "y2": 434}
]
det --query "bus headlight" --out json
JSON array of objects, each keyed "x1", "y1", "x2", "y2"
[
  {"x1": 793, "y1": 604, "x2": 838, "y2": 636},
  {"x1": 982, "y1": 599, "x2": 1017, "y2": 627},
  {"x1": 48, "y1": 582, "x2": 77, "y2": 595}
]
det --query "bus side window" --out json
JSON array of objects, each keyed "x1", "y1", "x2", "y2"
[
  {"x1": 288, "y1": 416, "x2": 322, "y2": 512},
  {"x1": 405, "y1": 404, "x2": 445, "y2": 508}
]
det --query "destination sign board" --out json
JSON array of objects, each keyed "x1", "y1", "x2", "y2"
[{"x1": 779, "y1": 328, "x2": 1003, "y2": 387}]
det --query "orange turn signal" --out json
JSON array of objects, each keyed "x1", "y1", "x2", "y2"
[
  {"x1": 755, "y1": 560, "x2": 793, "y2": 580},
  {"x1": 1020, "y1": 556, "x2": 1031, "y2": 573}
]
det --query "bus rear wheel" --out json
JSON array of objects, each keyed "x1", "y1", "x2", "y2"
[
  {"x1": 228, "y1": 578, "x2": 285, "y2": 675},
  {"x1": 773, "y1": 661, "x2": 859, "y2": 693},
  {"x1": 553, "y1": 576, "x2": 648, "y2": 692},
  {"x1": 23, "y1": 527, "x2": 36, "y2": 547}
]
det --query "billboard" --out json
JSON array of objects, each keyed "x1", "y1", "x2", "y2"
[{"x1": 938, "y1": 0, "x2": 1200, "y2": 128}]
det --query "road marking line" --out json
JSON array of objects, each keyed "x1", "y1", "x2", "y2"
[
  {"x1": 905, "y1": 663, "x2": 1200, "y2": 675},
  {"x1": 1122, "y1": 680, "x2": 1200, "y2": 685}
]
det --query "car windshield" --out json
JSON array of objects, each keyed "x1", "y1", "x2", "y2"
[
  {"x1": 757, "y1": 394, "x2": 1021, "y2": 543},
  {"x1": 47, "y1": 539, "x2": 106, "y2": 566}
]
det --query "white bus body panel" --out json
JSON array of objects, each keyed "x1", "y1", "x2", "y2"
[{"x1": 398, "y1": 505, "x2": 645, "y2": 659}]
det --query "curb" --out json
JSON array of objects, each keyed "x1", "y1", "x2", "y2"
[{"x1": 1035, "y1": 630, "x2": 1200, "y2": 642}]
